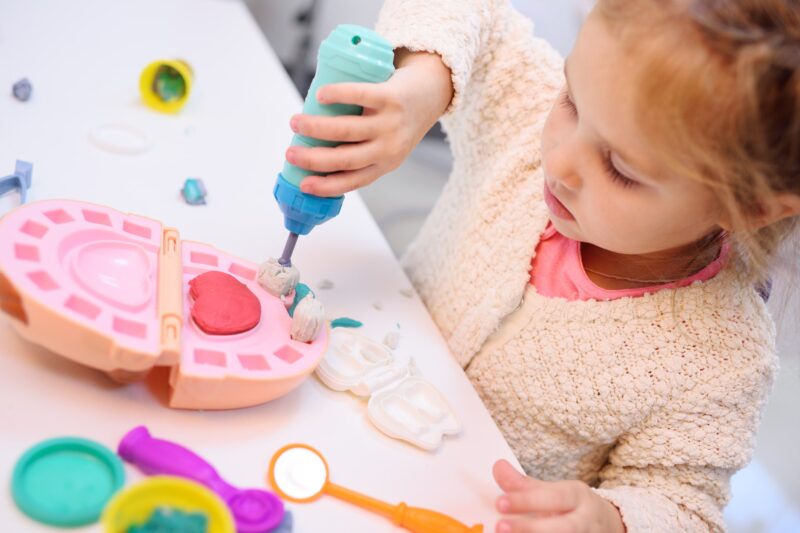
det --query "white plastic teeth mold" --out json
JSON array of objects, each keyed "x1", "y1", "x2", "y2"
[
  {"x1": 316, "y1": 328, "x2": 397, "y2": 395},
  {"x1": 315, "y1": 329, "x2": 461, "y2": 450}
]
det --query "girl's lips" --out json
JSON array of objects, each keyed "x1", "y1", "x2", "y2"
[{"x1": 544, "y1": 182, "x2": 575, "y2": 221}]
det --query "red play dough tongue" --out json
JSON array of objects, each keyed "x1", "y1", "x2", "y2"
[{"x1": 189, "y1": 271, "x2": 261, "y2": 335}]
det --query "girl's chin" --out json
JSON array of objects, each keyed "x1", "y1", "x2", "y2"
[{"x1": 549, "y1": 217, "x2": 583, "y2": 241}]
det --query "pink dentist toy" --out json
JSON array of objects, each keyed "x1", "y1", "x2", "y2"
[{"x1": 0, "y1": 197, "x2": 328, "y2": 410}]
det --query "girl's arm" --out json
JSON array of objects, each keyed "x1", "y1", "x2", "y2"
[
  {"x1": 375, "y1": 0, "x2": 504, "y2": 116},
  {"x1": 492, "y1": 354, "x2": 773, "y2": 532},
  {"x1": 594, "y1": 360, "x2": 775, "y2": 532}
]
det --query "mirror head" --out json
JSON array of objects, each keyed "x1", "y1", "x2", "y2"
[{"x1": 268, "y1": 444, "x2": 329, "y2": 503}]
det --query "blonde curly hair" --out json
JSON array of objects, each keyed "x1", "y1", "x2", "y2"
[{"x1": 598, "y1": 0, "x2": 800, "y2": 284}]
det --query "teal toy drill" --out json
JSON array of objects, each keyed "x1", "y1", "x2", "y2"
[{"x1": 274, "y1": 25, "x2": 395, "y2": 266}]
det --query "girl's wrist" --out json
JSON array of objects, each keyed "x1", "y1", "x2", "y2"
[
  {"x1": 394, "y1": 48, "x2": 454, "y2": 114},
  {"x1": 599, "y1": 496, "x2": 626, "y2": 533}
]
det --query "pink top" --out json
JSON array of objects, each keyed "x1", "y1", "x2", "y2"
[{"x1": 530, "y1": 224, "x2": 729, "y2": 301}]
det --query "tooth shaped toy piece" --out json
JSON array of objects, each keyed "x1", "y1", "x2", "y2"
[{"x1": 316, "y1": 329, "x2": 461, "y2": 450}]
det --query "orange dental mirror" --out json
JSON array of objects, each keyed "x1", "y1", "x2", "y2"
[{"x1": 267, "y1": 444, "x2": 483, "y2": 533}]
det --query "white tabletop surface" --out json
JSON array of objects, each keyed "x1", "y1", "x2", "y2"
[{"x1": 0, "y1": 0, "x2": 518, "y2": 531}]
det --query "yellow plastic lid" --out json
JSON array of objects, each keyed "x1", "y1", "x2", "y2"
[
  {"x1": 101, "y1": 476, "x2": 235, "y2": 533},
  {"x1": 139, "y1": 60, "x2": 193, "y2": 113}
]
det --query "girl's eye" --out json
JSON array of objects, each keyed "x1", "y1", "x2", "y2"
[
  {"x1": 560, "y1": 91, "x2": 578, "y2": 119},
  {"x1": 557, "y1": 89, "x2": 639, "y2": 189},
  {"x1": 603, "y1": 156, "x2": 638, "y2": 188}
]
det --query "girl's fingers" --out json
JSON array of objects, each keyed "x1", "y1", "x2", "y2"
[
  {"x1": 493, "y1": 460, "x2": 532, "y2": 492},
  {"x1": 316, "y1": 82, "x2": 388, "y2": 109},
  {"x1": 496, "y1": 518, "x2": 535, "y2": 533},
  {"x1": 494, "y1": 460, "x2": 580, "y2": 514},
  {"x1": 300, "y1": 166, "x2": 381, "y2": 197},
  {"x1": 291, "y1": 113, "x2": 379, "y2": 143},
  {"x1": 286, "y1": 143, "x2": 379, "y2": 174},
  {"x1": 497, "y1": 515, "x2": 578, "y2": 533},
  {"x1": 497, "y1": 484, "x2": 578, "y2": 515}
]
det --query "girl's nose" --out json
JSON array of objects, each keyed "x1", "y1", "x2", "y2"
[{"x1": 544, "y1": 137, "x2": 582, "y2": 191}]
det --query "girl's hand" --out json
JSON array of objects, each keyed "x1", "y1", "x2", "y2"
[
  {"x1": 286, "y1": 49, "x2": 453, "y2": 197},
  {"x1": 493, "y1": 460, "x2": 625, "y2": 533}
]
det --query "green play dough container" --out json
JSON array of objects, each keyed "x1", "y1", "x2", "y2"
[{"x1": 12, "y1": 437, "x2": 125, "y2": 527}]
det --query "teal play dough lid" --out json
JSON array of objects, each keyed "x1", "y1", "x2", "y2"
[{"x1": 12, "y1": 437, "x2": 125, "y2": 527}]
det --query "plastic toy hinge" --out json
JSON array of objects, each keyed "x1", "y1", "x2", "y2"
[{"x1": 157, "y1": 228, "x2": 182, "y2": 365}]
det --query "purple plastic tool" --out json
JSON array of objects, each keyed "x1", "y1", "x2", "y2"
[{"x1": 118, "y1": 426, "x2": 285, "y2": 532}]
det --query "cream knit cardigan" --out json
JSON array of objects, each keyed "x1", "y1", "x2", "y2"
[{"x1": 376, "y1": 1, "x2": 778, "y2": 531}]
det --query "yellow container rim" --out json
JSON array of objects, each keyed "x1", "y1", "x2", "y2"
[
  {"x1": 101, "y1": 476, "x2": 235, "y2": 533},
  {"x1": 139, "y1": 59, "x2": 193, "y2": 113}
]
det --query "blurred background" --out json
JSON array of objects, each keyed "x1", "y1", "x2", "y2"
[{"x1": 243, "y1": 1, "x2": 799, "y2": 531}]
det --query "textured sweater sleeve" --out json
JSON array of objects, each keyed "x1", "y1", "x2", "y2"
[
  {"x1": 376, "y1": 1, "x2": 563, "y2": 366},
  {"x1": 375, "y1": 0, "x2": 504, "y2": 114},
  {"x1": 594, "y1": 353, "x2": 776, "y2": 532}
]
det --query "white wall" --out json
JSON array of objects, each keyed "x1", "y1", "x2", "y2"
[{"x1": 245, "y1": 0, "x2": 591, "y2": 70}]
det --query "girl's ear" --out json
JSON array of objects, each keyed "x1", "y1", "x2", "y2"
[
  {"x1": 721, "y1": 192, "x2": 800, "y2": 232},
  {"x1": 759, "y1": 193, "x2": 800, "y2": 227},
  {"x1": 778, "y1": 193, "x2": 800, "y2": 215}
]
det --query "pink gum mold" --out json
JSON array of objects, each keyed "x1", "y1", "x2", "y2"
[{"x1": 0, "y1": 200, "x2": 328, "y2": 410}]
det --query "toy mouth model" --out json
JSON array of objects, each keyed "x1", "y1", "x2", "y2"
[{"x1": 0, "y1": 200, "x2": 328, "y2": 410}]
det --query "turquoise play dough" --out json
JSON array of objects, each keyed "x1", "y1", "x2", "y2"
[
  {"x1": 330, "y1": 317, "x2": 363, "y2": 329},
  {"x1": 127, "y1": 507, "x2": 209, "y2": 533},
  {"x1": 288, "y1": 283, "x2": 315, "y2": 317}
]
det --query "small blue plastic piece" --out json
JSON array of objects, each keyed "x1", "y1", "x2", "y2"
[
  {"x1": 12, "y1": 78, "x2": 32, "y2": 102},
  {"x1": 0, "y1": 160, "x2": 33, "y2": 204},
  {"x1": 273, "y1": 174, "x2": 343, "y2": 235},
  {"x1": 181, "y1": 178, "x2": 207, "y2": 205}
]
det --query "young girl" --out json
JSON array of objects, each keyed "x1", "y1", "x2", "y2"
[{"x1": 283, "y1": 1, "x2": 800, "y2": 530}]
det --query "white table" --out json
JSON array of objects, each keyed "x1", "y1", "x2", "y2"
[{"x1": 0, "y1": 0, "x2": 518, "y2": 531}]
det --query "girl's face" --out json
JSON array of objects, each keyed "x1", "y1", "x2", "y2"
[{"x1": 540, "y1": 9, "x2": 724, "y2": 255}]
